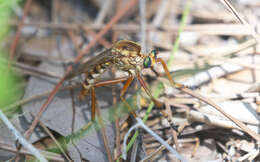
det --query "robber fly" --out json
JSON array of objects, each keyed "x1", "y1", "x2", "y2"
[{"x1": 65, "y1": 40, "x2": 182, "y2": 120}]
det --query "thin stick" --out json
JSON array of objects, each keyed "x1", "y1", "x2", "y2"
[
  {"x1": 0, "y1": 142, "x2": 64, "y2": 162},
  {"x1": 220, "y1": 0, "x2": 260, "y2": 42},
  {"x1": 180, "y1": 87, "x2": 260, "y2": 142},
  {"x1": 10, "y1": 20, "x2": 259, "y2": 36},
  {"x1": 2, "y1": 77, "x2": 128, "y2": 113},
  {"x1": 0, "y1": 59, "x2": 62, "y2": 79},
  {"x1": 0, "y1": 109, "x2": 47, "y2": 162},
  {"x1": 112, "y1": 1, "x2": 121, "y2": 160},
  {"x1": 139, "y1": 0, "x2": 147, "y2": 52},
  {"x1": 165, "y1": 99, "x2": 179, "y2": 150},
  {"x1": 123, "y1": 118, "x2": 187, "y2": 162},
  {"x1": 8, "y1": 0, "x2": 32, "y2": 67},
  {"x1": 80, "y1": 26, "x2": 112, "y2": 48},
  {"x1": 160, "y1": 55, "x2": 260, "y2": 142},
  {"x1": 96, "y1": 103, "x2": 113, "y2": 162},
  {"x1": 37, "y1": 118, "x2": 71, "y2": 161}
]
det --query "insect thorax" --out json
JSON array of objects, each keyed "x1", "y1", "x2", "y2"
[{"x1": 112, "y1": 49, "x2": 144, "y2": 72}]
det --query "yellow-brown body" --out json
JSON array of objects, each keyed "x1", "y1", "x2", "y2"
[{"x1": 65, "y1": 40, "x2": 149, "y2": 100}]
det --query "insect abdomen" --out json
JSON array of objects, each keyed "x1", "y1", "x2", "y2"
[{"x1": 79, "y1": 62, "x2": 110, "y2": 100}]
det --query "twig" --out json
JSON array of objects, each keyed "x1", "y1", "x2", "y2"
[
  {"x1": 2, "y1": 84, "x2": 80, "y2": 113},
  {"x1": 219, "y1": 0, "x2": 260, "y2": 42},
  {"x1": 0, "y1": 109, "x2": 47, "y2": 162},
  {"x1": 12, "y1": 60, "x2": 61, "y2": 79},
  {"x1": 139, "y1": 0, "x2": 146, "y2": 52},
  {"x1": 140, "y1": 137, "x2": 173, "y2": 162},
  {"x1": 10, "y1": 20, "x2": 260, "y2": 35},
  {"x1": 36, "y1": 115, "x2": 72, "y2": 161},
  {"x1": 0, "y1": 142, "x2": 64, "y2": 162},
  {"x1": 2, "y1": 77, "x2": 128, "y2": 114},
  {"x1": 112, "y1": 71, "x2": 121, "y2": 160},
  {"x1": 8, "y1": 0, "x2": 32, "y2": 67},
  {"x1": 67, "y1": 30, "x2": 83, "y2": 55},
  {"x1": 180, "y1": 87, "x2": 260, "y2": 142},
  {"x1": 184, "y1": 55, "x2": 260, "y2": 88},
  {"x1": 122, "y1": 118, "x2": 187, "y2": 162},
  {"x1": 165, "y1": 99, "x2": 179, "y2": 150},
  {"x1": 112, "y1": 1, "x2": 121, "y2": 160},
  {"x1": 81, "y1": 27, "x2": 112, "y2": 48},
  {"x1": 149, "y1": 0, "x2": 170, "y2": 42},
  {"x1": 96, "y1": 104, "x2": 113, "y2": 162},
  {"x1": 94, "y1": 0, "x2": 112, "y2": 25},
  {"x1": 186, "y1": 38, "x2": 257, "y2": 64}
]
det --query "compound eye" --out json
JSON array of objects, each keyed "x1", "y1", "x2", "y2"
[
  {"x1": 143, "y1": 57, "x2": 151, "y2": 68},
  {"x1": 151, "y1": 49, "x2": 157, "y2": 58}
]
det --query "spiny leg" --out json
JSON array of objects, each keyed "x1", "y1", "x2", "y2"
[
  {"x1": 95, "y1": 100, "x2": 113, "y2": 162},
  {"x1": 90, "y1": 87, "x2": 96, "y2": 121},
  {"x1": 90, "y1": 83, "x2": 122, "y2": 162},
  {"x1": 136, "y1": 72, "x2": 163, "y2": 108},
  {"x1": 119, "y1": 75, "x2": 138, "y2": 118},
  {"x1": 155, "y1": 58, "x2": 185, "y2": 88},
  {"x1": 94, "y1": 77, "x2": 128, "y2": 88},
  {"x1": 79, "y1": 77, "x2": 129, "y2": 162},
  {"x1": 136, "y1": 72, "x2": 178, "y2": 132},
  {"x1": 83, "y1": 77, "x2": 129, "y2": 121},
  {"x1": 155, "y1": 58, "x2": 188, "y2": 131},
  {"x1": 85, "y1": 76, "x2": 138, "y2": 160}
]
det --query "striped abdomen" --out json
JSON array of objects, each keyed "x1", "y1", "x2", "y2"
[{"x1": 79, "y1": 62, "x2": 111, "y2": 100}]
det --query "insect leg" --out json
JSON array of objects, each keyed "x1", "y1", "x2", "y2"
[
  {"x1": 119, "y1": 76, "x2": 138, "y2": 118},
  {"x1": 90, "y1": 87, "x2": 96, "y2": 121},
  {"x1": 155, "y1": 58, "x2": 185, "y2": 88},
  {"x1": 136, "y1": 72, "x2": 178, "y2": 132},
  {"x1": 136, "y1": 72, "x2": 163, "y2": 108},
  {"x1": 153, "y1": 58, "x2": 188, "y2": 131},
  {"x1": 94, "y1": 77, "x2": 128, "y2": 88},
  {"x1": 89, "y1": 77, "x2": 128, "y2": 121}
]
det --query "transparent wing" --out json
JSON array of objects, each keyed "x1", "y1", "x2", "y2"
[{"x1": 64, "y1": 48, "x2": 113, "y2": 80}]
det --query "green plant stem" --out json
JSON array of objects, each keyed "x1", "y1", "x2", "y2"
[
  {"x1": 120, "y1": 0, "x2": 191, "y2": 161},
  {"x1": 168, "y1": 0, "x2": 191, "y2": 67}
]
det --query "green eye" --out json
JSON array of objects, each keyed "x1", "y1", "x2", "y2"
[
  {"x1": 151, "y1": 49, "x2": 157, "y2": 57},
  {"x1": 143, "y1": 57, "x2": 151, "y2": 68}
]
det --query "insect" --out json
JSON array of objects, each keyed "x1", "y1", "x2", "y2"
[{"x1": 65, "y1": 40, "x2": 183, "y2": 121}]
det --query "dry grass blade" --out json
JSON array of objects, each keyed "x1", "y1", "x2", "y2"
[
  {"x1": 139, "y1": 137, "x2": 173, "y2": 162},
  {"x1": 219, "y1": 0, "x2": 260, "y2": 41},
  {"x1": 80, "y1": 26, "x2": 112, "y2": 48},
  {"x1": 165, "y1": 99, "x2": 179, "y2": 150},
  {"x1": 112, "y1": 1, "x2": 121, "y2": 160},
  {"x1": 0, "y1": 109, "x2": 47, "y2": 162},
  {"x1": 139, "y1": 0, "x2": 147, "y2": 51},
  {"x1": 36, "y1": 116, "x2": 72, "y2": 162},
  {"x1": 10, "y1": 21, "x2": 260, "y2": 35},
  {"x1": 0, "y1": 143, "x2": 65, "y2": 162},
  {"x1": 122, "y1": 118, "x2": 187, "y2": 162},
  {"x1": 8, "y1": 0, "x2": 32, "y2": 67},
  {"x1": 180, "y1": 87, "x2": 260, "y2": 142},
  {"x1": 94, "y1": 0, "x2": 112, "y2": 25},
  {"x1": 96, "y1": 104, "x2": 113, "y2": 162}
]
